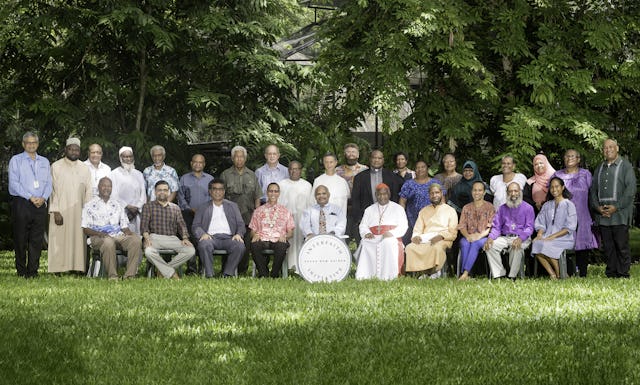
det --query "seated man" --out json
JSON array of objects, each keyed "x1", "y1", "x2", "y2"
[
  {"x1": 483, "y1": 182, "x2": 535, "y2": 279},
  {"x1": 82, "y1": 177, "x2": 142, "y2": 280},
  {"x1": 355, "y1": 183, "x2": 408, "y2": 280},
  {"x1": 192, "y1": 179, "x2": 246, "y2": 278},
  {"x1": 249, "y1": 182, "x2": 295, "y2": 278},
  {"x1": 300, "y1": 185, "x2": 347, "y2": 239},
  {"x1": 405, "y1": 183, "x2": 458, "y2": 279},
  {"x1": 141, "y1": 180, "x2": 195, "y2": 279}
]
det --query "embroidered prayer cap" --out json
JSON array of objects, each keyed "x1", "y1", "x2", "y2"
[
  {"x1": 66, "y1": 137, "x2": 81, "y2": 147},
  {"x1": 119, "y1": 146, "x2": 134, "y2": 156}
]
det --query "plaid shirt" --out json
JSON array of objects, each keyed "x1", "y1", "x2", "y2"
[{"x1": 140, "y1": 200, "x2": 189, "y2": 238}]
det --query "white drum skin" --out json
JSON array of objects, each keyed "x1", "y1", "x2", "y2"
[{"x1": 297, "y1": 234, "x2": 351, "y2": 283}]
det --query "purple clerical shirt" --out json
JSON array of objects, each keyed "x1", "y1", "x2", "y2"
[{"x1": 488, "y1": 202, "x2": 535, "y2": 241}]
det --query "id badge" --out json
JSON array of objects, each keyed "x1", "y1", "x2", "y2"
[{"x1": 33, "y1": 180, "x2": 39, "y2": 189}]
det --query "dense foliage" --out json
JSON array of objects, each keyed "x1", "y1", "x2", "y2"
[{"x1": 316, "y1": 0, "x2": 640, "y2": 172}]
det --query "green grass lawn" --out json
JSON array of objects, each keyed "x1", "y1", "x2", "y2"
[{"x1": 1, "y1": 250, "x2": 640, "y2": 385}]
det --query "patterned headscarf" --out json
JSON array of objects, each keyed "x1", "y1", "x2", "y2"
[{"x1": 527, "y1": 154, "x2": 556, "y2": 205}]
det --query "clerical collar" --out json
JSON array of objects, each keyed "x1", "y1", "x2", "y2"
[{"x1": 371, "y1": 168, "x2": 381, "y2": 173}]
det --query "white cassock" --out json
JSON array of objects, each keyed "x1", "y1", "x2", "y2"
[
  {"x1": 279, "y1": 178, "x2": 313, "y2": 272},
  {"x1": 355, "y1": 201, "x2": 408, "y2": 280},
  {"x1": 110, "y1": 166, "x2": 147, "y2": 234},
  {"x1": 312, "y1": 173, "x2": 350, "y2": 215}
]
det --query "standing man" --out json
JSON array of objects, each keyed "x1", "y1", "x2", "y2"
[
  {"x1": 48, "y1": 138, "x2": 93, "y2": 274},
  {"x1": 300, "y1": 185, "x2": 347, "y2": 238},
  {"x1": 82, "y1": 177, "x2": 142, "y2": 280},
  {"x1": 336, "y1": 143, "x2": 368, "y2": 241},
  {"x1": 590, "y1": 138, "x2": 637, "y2": 278},
  {"x1": 141, "y1": 181, "x2": 195, "y2": 280},
  {"x1": 110, "y1": 146, "x2": 146, "y2": 234},
  {"x1": 312, "y1": 153, "x2": 350, "y2": 215},
  {"x1": 405, "y1": 184, "x2": 458, "y2": 279},
  {"x1": 249, "y1": 183, "x2": 295, "y2": 278},
  {"x1": 355, "y1": 183, "x2": 408, "y2": 280},
  {"x1": 483, "y1": 182, "x2": 535, "y2": 279},
  {"x1": 143, "y1": 145, "x2": 179, "y2": 202},
  {"x1": 255, "y1": 144, "x2": 289, "y2": 204},
  {"x1": 178, "y1": 154, "x2": 214, "y2": 275},
  {"x1": 220, "y1": 145, "x2": 262, "y2": 275},
  {"x1": 8, "y1": 132, "x2": 52, "y2": 278},
  {"x1": 84, "y1": 143, "x2": 111, "y2": 198},
  {"x1": 352, "y1": 149, "x2": 404, "y2": 235},
  {"x1": 192, "y1": 179, "x2": 246, "y2": 278},
  {"x1": 278, "y1": 161, "x2": 313, "y2": 273}
]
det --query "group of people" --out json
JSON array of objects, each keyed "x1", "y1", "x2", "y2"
[{"x1": 8, "y1": 132, "x2": 636, "y2": 281}]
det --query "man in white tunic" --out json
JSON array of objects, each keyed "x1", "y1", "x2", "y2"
[
  {"x1": 110, "y1": 146, "x2": 147, "y2": 234},
  {"x1": 355, "y1": 183, "x2": 408, "y2": 280},
  {"x1": 48, "y1": 138, "x2": 93, "y2": 273},
  {"x1": 84, "y1": 143, "x2": 111, "y2": 198},
  {"x1": 278, "y1": 161, "x2": 313, "y2": 273},
  {"x1": 312, "y1": 153, "x2": 350, "y2": 215}
]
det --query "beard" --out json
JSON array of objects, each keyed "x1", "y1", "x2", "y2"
[
  {"x1": 345, "y1": 158, "x2": 358, "y2": 166},
  {"x1": 121, "y1": 162, "x2": 135, "y2": 171},
  {"x1": 506, "y1": 194, "x2": 523, "y2": 208}
]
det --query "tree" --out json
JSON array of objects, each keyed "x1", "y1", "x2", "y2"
[{"x1": 316, "y1": 0, "x2": 640, "y2": 173}]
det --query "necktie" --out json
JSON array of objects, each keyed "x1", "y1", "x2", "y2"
[{"x1": 319, "y1": 208, "x2": 327, "y2": 234}]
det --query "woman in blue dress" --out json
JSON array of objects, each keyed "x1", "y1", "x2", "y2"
[
  {"x1": 531, "y1": 177, "x2": 577, "y2": 279},
  {"x1": 399, "y1": 160, "x2": 442, "y2": 244}
]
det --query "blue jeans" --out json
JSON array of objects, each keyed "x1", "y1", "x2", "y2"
[{"x1": 459, "y1": 237, "x2": 487, "y2": 274}]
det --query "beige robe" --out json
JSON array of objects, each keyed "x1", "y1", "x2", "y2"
[
  {"x1": 278, "y1": 178, "x2": 313, "y2": 272},
  {"x1": 405, "y1": 203, "x2": 458, "y2": 272},
  {"x1": 48, "y1": 158, "x2": 92, "y2": 272}
]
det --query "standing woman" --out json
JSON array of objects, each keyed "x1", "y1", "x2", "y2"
[
  {"x1": 490, "y1": 155, "x2": 527, "y2": 209},
  {"x1": 531, "y1": 177, "x2": 577, "y2": 279},
  {"x1": 524, "y1": 154, "x2": 556, "y2": 214},
  {"x1": 393, "y1": 152, "x2": 416, "y2": 180},
  {"x1": 434, "y1": 153, "x2": 462, "y2": 200},
  {"x1": 552, "y1": 149, "x2": 598, "y2": 276},
  {"x1": 458, "y1": 181, "x2": 495, "y2": 280},
  {"x1": 399, "y1": 160, "x2": 442, "y2": 244},
  {"x1": 449, "y1": 160, "x2": 485, "y2": 213}
]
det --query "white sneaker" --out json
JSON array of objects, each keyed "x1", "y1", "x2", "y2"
[{"x1": 429, "y1": 270, "x2": 442, "y2": 279}]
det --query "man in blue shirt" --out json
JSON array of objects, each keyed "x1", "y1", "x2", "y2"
[
  {"x1": 8, "y1": 132, "x2": 52, "y2": 278},
  {"x1": 178, "y1": 154, "x2": 214, "y2": 275}
]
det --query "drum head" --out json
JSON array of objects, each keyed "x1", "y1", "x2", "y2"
[{"x1": 297, "y1": 234, "x2": 351, "y2": 283}]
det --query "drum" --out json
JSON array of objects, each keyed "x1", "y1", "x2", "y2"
[{"x1": 297, "y1": 234, "x2": 351, "y2": 283}]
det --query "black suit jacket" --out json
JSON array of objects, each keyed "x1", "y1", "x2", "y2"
[
  {"x1": 351, "y1": 168, "x2": 403, "y2": 224},
  {"x1": 192, "y1": 199, "x2": 246, "y2": 239}
]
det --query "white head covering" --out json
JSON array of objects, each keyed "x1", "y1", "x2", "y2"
[
  {"x1": 66, "y1": 137, "x2": 81, "y2": 147},
  {"x1": 118, "y1": 146, "x2": 133, "y2": 156}
]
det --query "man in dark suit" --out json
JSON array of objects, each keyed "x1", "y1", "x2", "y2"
[
  {"x1": 192, "y1": 179, "x2": 246, "y2": 278},
  {"x1": 352, "y1": 150, "x2": 404, "y2": 234}
]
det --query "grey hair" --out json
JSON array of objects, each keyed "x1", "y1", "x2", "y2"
[
  {"x1": 22, "y1": 131, "x2": 38, "y2": 142},
  {"x1": 149, "y1": 145, "x2": 165, "y2": 157},
  {"x1": 231, "y1": 145, "x2": 247, "y2": 158}
]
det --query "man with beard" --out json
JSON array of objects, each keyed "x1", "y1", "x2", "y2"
[
  {"x1": 484, "y1": 182, "x2": 535, "y2": 279},
  {"x1": 355, "y1": 183, "x2": 408, "y2": 280},
  {"x1": 84, "y1": 143, "x2": 111, "y2": 198},
  {"x1": 220, "y1": 145, "x2": 262, "y2": 275},
  {"x1": 48, "y1": 138, "x2": 93, "y2": 274},
  {"x1": 110, "y1": 147, "x2": 147, "y2": 234},
  {"x1": 141, "y1": 181, "x2": 195, "y2": 280},
  {"x1": 405, "y1": 183, "x2": 458, "y2": 279},
  {"x1": 336, "y1": 143, "x2": 368, "y2": 240},
  {"x1": 143, "y1": 145, "x2": 179, "y2": 202}
]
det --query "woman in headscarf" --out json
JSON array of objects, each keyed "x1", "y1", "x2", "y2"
[
  {"x1": 524, "y1": 154, "x2": 556, "y2": 214},
  {"x1": 449, "y1": 160, "x2": 486, "y2": 213}
]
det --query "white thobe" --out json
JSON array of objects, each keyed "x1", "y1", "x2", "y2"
[
  {"x1": 84, "y1": 160, "x2": 112, "y2": 198},
  {"x1": 279, "y1": 178, "x2": 313, "y2": 272},
  {"x1": 110, "y1": 167, "x2": 147, "y2": 234},
  {"x1": 355, "y1": 201, "x2": 408, "y2": 280},
  {"x1": 312, "y1": 173, "x2": 350, "y2": 215}
]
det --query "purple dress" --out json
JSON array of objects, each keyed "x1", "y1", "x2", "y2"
[
  {"x1": 531, "y1": 199, "x2": 577, "y2": 259},
  {"x1": 552, "y1": 169, "x2": 598, "y2": 250},
  {"x1": 399, "y1": 178, "x2": 443, "y2": 228}
]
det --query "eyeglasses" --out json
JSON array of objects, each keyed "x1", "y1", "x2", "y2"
[
  {"x1": 267, "y1": 190, "x2": 280, "y2": 193},
  {"x1": 210, "y1": 187, "x2": 225, "y2": 191}
]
